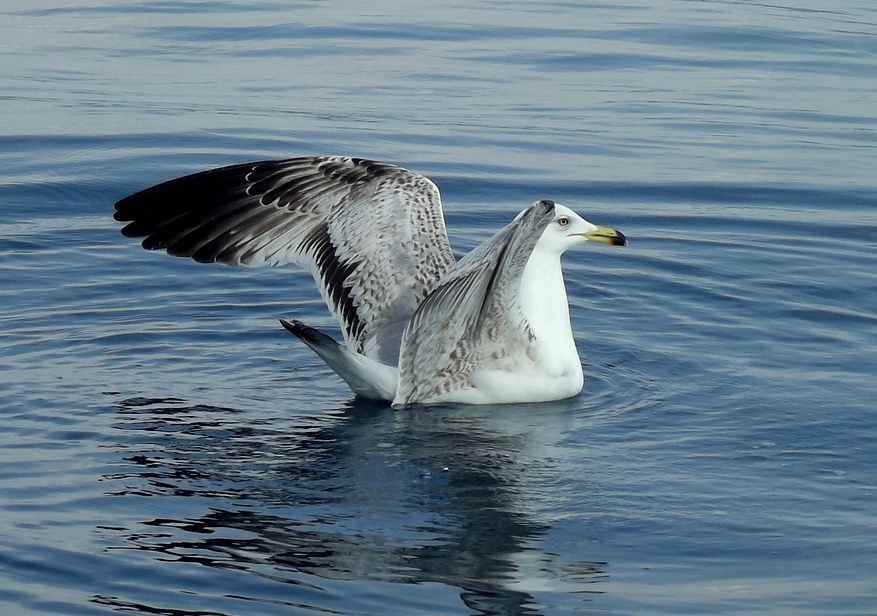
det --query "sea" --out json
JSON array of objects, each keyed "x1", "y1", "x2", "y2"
[{"x1": 1, "y1": 1, "x2": 876, "y2": 614}]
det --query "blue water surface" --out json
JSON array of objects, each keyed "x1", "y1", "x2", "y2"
[{"x1": 2, "y1": 1, "x2": 876, "y2": 615}]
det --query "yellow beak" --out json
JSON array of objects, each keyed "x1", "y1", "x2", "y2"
[{"x1": 582, "y1": 225, "x2": 627, "y2": 246}]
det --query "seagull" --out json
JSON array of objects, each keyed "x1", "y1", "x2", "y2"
[{"x1": 114, "y1": 156, "x2": 626, "y2": 407}]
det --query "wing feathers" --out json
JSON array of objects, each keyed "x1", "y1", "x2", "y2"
[
  {"x1": 114, "y1": 156, "x2": 455, "y2": 364},
  {"x1": 395, "y1": 200, "x2": 556, "y2": 404},
  {"x1": 299, "y1": 221, "x2": 364, "y2": 345}
]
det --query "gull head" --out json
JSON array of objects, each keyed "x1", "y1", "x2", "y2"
[{"x1": 534, "y1": 201, "x2": 627, "y2": 253}]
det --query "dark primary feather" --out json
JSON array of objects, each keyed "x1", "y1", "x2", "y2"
[
  {"x1": 114, "y1": 156, "x2": 456, "y2": 365},
  {"x1": 298, "y1": 221, "x2": 365, "y2": 345}
]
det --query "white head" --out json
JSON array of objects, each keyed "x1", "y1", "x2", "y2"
[{"x1": 535, "y1": 202, "x2": 627, "y2": 255}]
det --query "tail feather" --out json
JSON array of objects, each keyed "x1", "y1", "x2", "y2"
[{"x1": 280, "y1": 319, "x2": 397, "y2": 401}]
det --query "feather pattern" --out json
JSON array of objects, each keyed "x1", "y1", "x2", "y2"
[
  {"x1": 394, "y1": 200, "x2": 556, "y2": 405},
  {"x1": 115, "y1": 157, "x2": 626, "y2": 406},
  {"x1": 115, "y1": 156, "x2": 456, "y2": 365}
]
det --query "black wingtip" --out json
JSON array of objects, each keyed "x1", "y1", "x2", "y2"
[{"x1": 536, "y1": 199, "x2": 555, "y2": 212}]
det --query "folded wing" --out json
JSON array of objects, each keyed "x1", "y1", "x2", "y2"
[{"x1": 395, "y1": 200, "x2": 557, "y2": 404}]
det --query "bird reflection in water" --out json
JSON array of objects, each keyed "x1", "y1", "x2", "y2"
[{"x1": 101, "y1": 396, "x2": 608, "y2": 614}]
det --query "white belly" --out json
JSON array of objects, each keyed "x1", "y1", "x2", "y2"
[{"x1": 415, "y1": 349, "x2": 584, "y2": 406}]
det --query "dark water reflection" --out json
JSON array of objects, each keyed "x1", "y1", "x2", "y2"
[{"x1": 104, "y1": 396, "x2": 607, "y2": 614}]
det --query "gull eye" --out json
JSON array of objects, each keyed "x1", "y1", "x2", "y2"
[{"x1": 556, "y1": 216, "x2": 570, "y2": 227}]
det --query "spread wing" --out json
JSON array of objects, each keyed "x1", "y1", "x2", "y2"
[
  {"x1": 114, "y1": 156, "x2": 456, "y2": 365},
  {"x1": 394, "y1": 200, "x2": 556, "y2": 404}
]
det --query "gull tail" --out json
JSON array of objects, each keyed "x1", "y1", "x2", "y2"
[{"x1": 279, "y1": 319, "x2": 398, "y2": 402}]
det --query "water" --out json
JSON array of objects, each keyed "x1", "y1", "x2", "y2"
[{"x1": 2, "y1": 1, "x2": 876, "y2": 614}]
